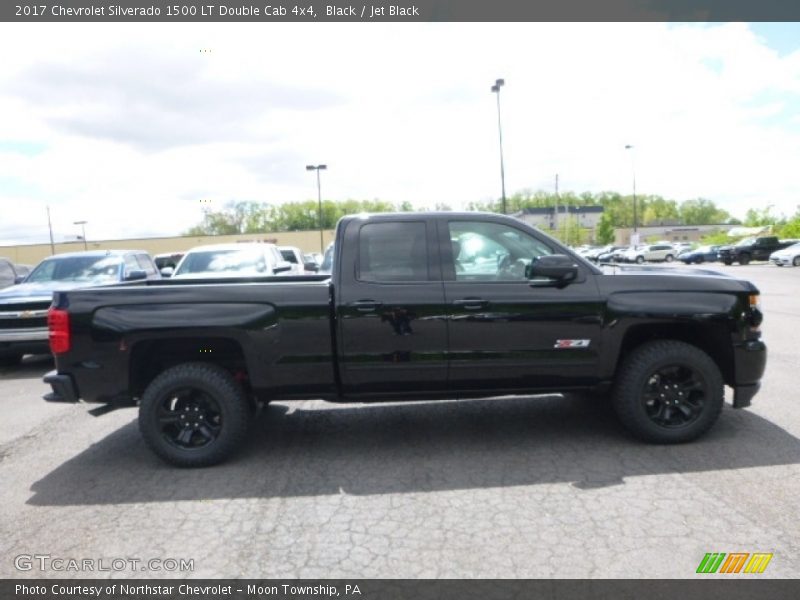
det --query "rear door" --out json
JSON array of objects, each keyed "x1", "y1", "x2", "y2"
[{"x1": 336, "y1": 218, "x2": 448, "y2": 395}]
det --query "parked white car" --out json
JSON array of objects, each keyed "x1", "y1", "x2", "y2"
[
  {"x1": 171, "y1": 243, "x2": 292, "y2": 279},
  {"x1": 278, "y1": 246, "x2": 309, "y2": 274},
  {"x1": 770, "y1": 242, "x2": 800, "y2": 267},
  {"x1": 621, "y1": 244, "x2": 677, "y2": 264}
]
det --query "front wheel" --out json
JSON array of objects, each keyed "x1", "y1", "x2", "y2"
[
  {"x1": 665, "y1": 254, "x2": 674, "y2": 263},
  {"x1": 738, "y1": 254, "x2": 751, "y2": 266},
  {"x1": 138, "y1": 363, "x2": 250, "y2": 467},
  {"x1": 612, "y1": 341, "x2": 724, "y2": 443},
  {"x1": 635, "y1": 256, "x2": 645, "y2": 264},
  {"x1": 793, "y1": 256, "x2": 800, "y2": 267}
]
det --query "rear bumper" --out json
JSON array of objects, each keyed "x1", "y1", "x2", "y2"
[{"x1": 43, "y1": 370, "x2": 80, "y2": 403}]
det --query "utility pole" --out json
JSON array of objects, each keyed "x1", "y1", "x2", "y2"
[
  {"x1": 46, "y1": 206, "x2": 55, "y2": 255},
  {"x1": 554, "y1": 173, "x2": 559, "y2": 232}
]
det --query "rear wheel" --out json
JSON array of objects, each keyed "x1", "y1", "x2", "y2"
[
  {"x1": 635, "y1": 256, "x2": 645, "y2": 264},
  {"x1": 138, "y1": 363, "x2": 250, "y2": 467},
  {"x1": 612, "y1": 341, "x2": 724, "y2": 443}
]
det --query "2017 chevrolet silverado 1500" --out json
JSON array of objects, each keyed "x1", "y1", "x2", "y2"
[{"x1": 43, "y1": 213, "x2": 766, "y2": 467}]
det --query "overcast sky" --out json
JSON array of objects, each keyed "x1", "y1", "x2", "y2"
[{"x1": 1, "y1": 22, "x2": 799, "y2": 245}]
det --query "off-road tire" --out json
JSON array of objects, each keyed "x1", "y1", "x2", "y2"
[
  {"x1": 138, "y1": 362, "x2": 250, "y2": 467},
  {"x1": 612, "y1": 340, "x2": 724, "y2": 444}
]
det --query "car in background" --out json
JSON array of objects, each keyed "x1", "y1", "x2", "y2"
[
  {"x1": 0, "y1": 257, "x2": 30, "y2": 289},
  {"x1": 770, "y1": 242, "x2": 800, "y2": 267},
  {"x1": 596, "y1": 246, "x2": 629, "y2": 263},
  {"x1": 171, "y1": 243, "x2": 292, "y2": 279},
  {"x1": 278, "y1": 246, "x2": 320, "y2": 274},
  {"x1": 619, "y1": 244, "x2": 676, "y2": 264},
  {"x1": 154, "y1": 252, "x2": 185, "y2": 277},
  {"x1": 0, "y1": 250, "x2": 160, "y2": 366},
  {"x1": 318, "y1": 243, "x2": 335, "y2": 275},
  {"x1": 679, "y1": 245, "x2": 720, "y2": 264},
  {"x1": 585, "y1": 245, "x2": 624, "y2": 262}
]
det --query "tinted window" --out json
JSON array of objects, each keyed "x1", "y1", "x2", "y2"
[
  {"x1": 136, "y1": 254, "x2": 157, "y2": 276},
  {"x1": 175, "y1": 248, "x2": 270, "y2": 275},
  {"x1": 448, "y1": 221, "x2": 554, "y2": 281},
  {"x1": 358, "y1": 222, "x2": 428, "y2": 282},
  {"x1": 27, "y1": 256, "x2": 123, "y2": 283},
  {"x1": 0, "y1": 260, "x2": 14, "y2": 288},
  {"x1": 280, "y1": 249, "x2": 298, "y2": 263}
]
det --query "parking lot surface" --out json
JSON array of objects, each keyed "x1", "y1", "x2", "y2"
[{"x1": 1, "y1": 263, "x2": 798, "y2": 578}]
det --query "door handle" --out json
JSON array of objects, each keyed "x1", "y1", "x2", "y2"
[
  {"x1": 350, "y1": 300, "x2": 383, "y2": 312},
  {"x1": 452, "y1": 298, "x2": 488, "y2": 310}
]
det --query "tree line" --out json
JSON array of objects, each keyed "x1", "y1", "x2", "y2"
[{"x1": 184, "y1": 192, "x2": 799, "y2": 245}]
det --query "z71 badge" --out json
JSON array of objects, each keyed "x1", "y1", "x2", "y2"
[{"x1": 554, "y1": 339, "x2": 591, "y2": 349}]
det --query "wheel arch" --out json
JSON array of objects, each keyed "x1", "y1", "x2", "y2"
[{"x1": 613, "y1": 322, "x2": 734, "y2": 387}]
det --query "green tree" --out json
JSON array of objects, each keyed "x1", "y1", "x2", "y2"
[
  {"x1": 679, "y1": 198, "x2": 731, "y2": 225},
  {"x1": 595, "y1": 213, "x2": 616, "y2": 244}
]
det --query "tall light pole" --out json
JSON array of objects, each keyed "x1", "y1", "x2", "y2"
[
  {"x1": 624, "y1": 145, "x2": 638, "y2": 240},
  {"x1": 491, "y1": 78, "x2": 507, "y2": 214},
  {"x1": 73, "y1": 220, "x2": 88, "y2": 250},
  {"x1": 306, "y1": 164, "x2": 327, "y2": 253}
]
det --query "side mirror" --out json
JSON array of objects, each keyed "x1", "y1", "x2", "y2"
[
  {"x1": 525, "y1": 255, "x2": 579, "y2": 287},
  {"x1": 125, "y1": 269, "x2": 147, "y2": 281},
  {"x1": 303, "y1": 262, "x2": 319, "y2": 272},
  {"x1": 159, "y1": 267, "x2": 174, "y2": 278},
  {"x1": 14, "y1": 276, "x2": 26, "y2": 285}
]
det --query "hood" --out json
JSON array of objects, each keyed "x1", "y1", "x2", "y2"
[
  {"x1": 0, "y1": 280, "x2": 94, "y2": 303},
  {"x1": 599, "y1": 263, "x2": 757, "y2": 294},
  {"x1": 601, "y1": 264, "x2": 733, "y2": 279}
]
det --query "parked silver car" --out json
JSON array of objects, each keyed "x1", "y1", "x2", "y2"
[{"x1": 620, "y1": 244, "x2": 677, "y2": 264}]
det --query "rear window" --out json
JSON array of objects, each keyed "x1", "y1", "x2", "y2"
[{"x1": 358, "y1": 222, "x2": 428, "y2": 282}]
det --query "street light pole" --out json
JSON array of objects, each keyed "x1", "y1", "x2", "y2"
[
  {"x1": 491, "y1": 78, "x2": 507, "y2": 215},
  {"x1": 306, "y1": 164, "x2": 327, "y2": 253},
  {"x1": 73, "y1": 220, "x2": 88, "y2": 250},
  {"x1": 624, "y1": 145, "x2": 638, "y2": 238}
]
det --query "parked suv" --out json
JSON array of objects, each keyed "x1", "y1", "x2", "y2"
[
  {"x1": 620, "y1": 244, "x2": 676, "y2": 264},
  {"x1": 0, "y1": 250, "x2": 160, "y2": 366},
  {"x1": 0, "y1": 257, "x2": 28, "y2": 290}
]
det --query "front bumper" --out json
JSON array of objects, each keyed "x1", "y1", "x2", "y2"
[
  {"x1": 43, "y1": 370, "x2": 80, "y2": 403},
  {"x1": 731, "y1": 340, "x2": 767, "y2": 408}
]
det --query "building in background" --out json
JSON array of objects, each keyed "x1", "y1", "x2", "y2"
[{"x1": 514, "y1": 206, "x2": 605, "y2": 232}]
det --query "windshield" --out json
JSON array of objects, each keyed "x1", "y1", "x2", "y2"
[
  {"x1": 175, "y1": 248, "x2": 271, "y2": 275},
  {"x1": 26, "y1": 255, "x2": 123, "y2": 284},
  {"x1": 735, "y1": 237, "x2": 755, "y2": 247}
]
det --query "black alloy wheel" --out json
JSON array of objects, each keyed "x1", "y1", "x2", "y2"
[
  {"x1": 139, "y1": 363, "x2": 250, "y2": 467},
  {"x1": 612, "y1": 340, "x2": 724, "y2": 443},
  {"x1": 641, "y1": 365, "x2": 706, "y2": 428}
]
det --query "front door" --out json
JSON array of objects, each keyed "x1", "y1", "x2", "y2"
[{"x1": 440, "y1": 218, "x2": 604, "y2": 393}]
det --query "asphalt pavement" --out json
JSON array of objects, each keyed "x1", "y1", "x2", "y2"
[{"x1": 1, "y1": 263, "x2": 798, "y2": 578}]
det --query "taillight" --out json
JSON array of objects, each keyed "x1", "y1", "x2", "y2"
[{"x1": 48, "y1": 308, "x2": 71, "y2": 354}]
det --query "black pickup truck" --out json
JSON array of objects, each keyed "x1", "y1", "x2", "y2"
[
  {"x1": 717, "y1": 236, "x2": 798, "y2": 265},
  {"x1": 43, "y1": 212, "x2": 767, "y2": 467}
]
